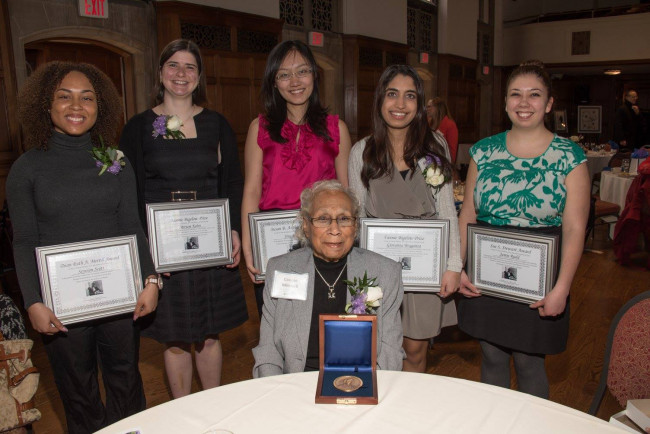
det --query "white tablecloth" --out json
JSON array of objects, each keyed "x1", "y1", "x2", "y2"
[
  {"x1": 600, "y1": 170, "x2": 636, "y2": 212},
  {"x1": 586, "y1": 151, "x2": 616, "y2": 179},
  {"x1": 97, "y1": 371, "x2": 621, "y2": 434}
]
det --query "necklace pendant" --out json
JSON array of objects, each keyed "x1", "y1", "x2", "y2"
[{"x1": 328, "y1": 286, "x2": 336, "y2": 299}]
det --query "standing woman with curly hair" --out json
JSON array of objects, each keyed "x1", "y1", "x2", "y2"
[
  {"x1": 119, "y1": 39, "x2": 248, "y2": 399},
  {"x1": 348, "y1": 65, "x2": 462, "y2": 372},
  {"x1": 241, "y1": 40, "x2": 351, "y2": 315},
  {"x1": 457, "y1": 60, "x2": 589, "y2": 398},
  {"x1": 6, "y1": 61, "x2": 159, "y2": 433}
]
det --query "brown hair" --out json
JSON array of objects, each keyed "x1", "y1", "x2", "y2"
[
  {"x1": 506, "y1": 59, "x2": 552, "y2": 97},
  {"x1": 427, "y1": 97, "x2": 453, "y2": 131},
  {"x1": 18, "y1": 61, "x2": 122, "y2": 150},
  {"x1": 154, "y1": 39, "x2": 207, "y2": 105},
  {"x1": 361, "y1": 65, "x2": 453, "y2": 189}
]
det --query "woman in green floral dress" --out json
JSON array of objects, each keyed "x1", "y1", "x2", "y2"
[{"x1": 457, "y1": 60, "x2": 590, "y2": 398}]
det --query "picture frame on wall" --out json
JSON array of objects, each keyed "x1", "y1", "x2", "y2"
[
  {"x1": 553, "y1": 109, "x2": 567, "y2": 133},
  {"x1": 577, "y1": 106, "x2": 602, "y2": 134}
]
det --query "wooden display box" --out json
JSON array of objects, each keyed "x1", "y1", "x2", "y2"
[{"x1": 315, "y1": 314, "x2": 378, "y2": 405}]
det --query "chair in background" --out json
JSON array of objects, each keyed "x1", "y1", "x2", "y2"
[
  {"x1": 609, "y1": 151, "x2": 632, "y2": 169},
  {"x1": 586, "y1": 196, "x2": 620, "y2": 241},
  {"x1": 588, "y1": 290, "x2": 650, "y2": 415}
]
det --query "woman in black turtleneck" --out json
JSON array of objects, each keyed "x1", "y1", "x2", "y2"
[{"x1": 6, "y1": 62, "x2": 159, "y2": 434}]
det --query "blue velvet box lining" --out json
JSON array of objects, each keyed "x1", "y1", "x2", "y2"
[{"x1": 320, "y1": 320, "x2": 374, "y2": 398}]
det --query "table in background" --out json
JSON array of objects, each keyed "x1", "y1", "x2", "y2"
[
  {"x1": 600, "y1": 170, "x2": 636, "y2": 212},
  {"x1": 586, "y1": 151, "x2": 616, "y2": 180},
  {"x1": 97, "y1": 371, "x2": 622, "y2": 434}
]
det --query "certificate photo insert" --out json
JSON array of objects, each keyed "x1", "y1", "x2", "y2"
[
  {"x1": 36, "y1": 236, "x2": 143, "y2": 324},
  {"x1": 359, "y1": 219, "x2": 449, "y2": 292},
  {"x1": 467, "y1": 225, "x2": 558, "y2": 304},
  {"x1": 147, "y1": 199, "x2": 233, "y2": 272},
  {"x1": 249, "y1": 210, "x2": 300, "y2": 280}
]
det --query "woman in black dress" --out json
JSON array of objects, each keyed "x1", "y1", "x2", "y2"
[
  {"x1": 120, "y1": 39, "x2": 248, "y2": 398},
  {"x1": 7, "y1": 61, "x2": 159, "y2": 433}
]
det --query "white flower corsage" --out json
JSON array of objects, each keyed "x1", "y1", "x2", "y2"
[
  {"x1": 152, "y1": 114, "x2": 185, "y2": 140},
  {"x1": 90, "y1": 136, "x2": 125, "y2": 176},
  {"x1": 344, "y1": 272, "x2": 383, "y2": 314},
  {"x1": 421, "y1": 154, "x2": 446, "y2": 191}
]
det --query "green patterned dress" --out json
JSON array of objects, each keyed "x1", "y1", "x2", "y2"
[{"x1": 457, "y1": 131, "x2": 586, "y2": 354}]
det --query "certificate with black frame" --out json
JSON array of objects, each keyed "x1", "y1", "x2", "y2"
[
  {"x1": 248, "y1": 209, "x2": 300, "y2": 281},
  {"x1": 466, "y1": 224, "x2": 559, "y2": 304},
  {"x1": 35, "y1": 235, "x2": 143, "y2": 325},
  {"x1": 146, "y1": 199, "x2": 232, "y2": 273},
  {"x1": 359, "y1": 218, "x2": 449, "y2": 292}
]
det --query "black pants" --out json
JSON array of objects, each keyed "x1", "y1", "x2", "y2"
[{"x1": 43, "y1": 315, "x2": 145, "y2": 434}]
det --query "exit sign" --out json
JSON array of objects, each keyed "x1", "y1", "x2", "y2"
[{"x1": 79, "y1": 0, "x2": 108, "y2": 19}]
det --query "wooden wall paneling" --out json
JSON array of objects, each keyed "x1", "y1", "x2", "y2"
[
  {"x1": 155, "y1": 1, "x2": 282, "y2": 164},
  {"x1": 0, "y1": 0, "x2": 20, "y2": 204},
  {"x1": 437, "y1": 54, "x2": 479, "y2": 143},
  {"x1": 342, "y1": 35, "x2": 409, "y2": 143},
  {"x1": 491, "y1": 66, "x2": 507, "y2": 135}
]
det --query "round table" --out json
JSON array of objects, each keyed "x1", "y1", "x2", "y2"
[
  {"x1": 600, "y1": 170, "x2": 636, "y2": 212},
  {"x1": 586, "y1": 151, "x2": 616, "y2": 180},
  {"x1": 97, "y1": 371, "x2": 622, "y2": 434}
]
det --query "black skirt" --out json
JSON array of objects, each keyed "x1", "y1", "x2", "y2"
[
  {"x1": 140, "y1": 266, "x2": 248, "y2": 344},
  {"x1": 457, "y1": 223, "x2": 569, "y2": 355}
]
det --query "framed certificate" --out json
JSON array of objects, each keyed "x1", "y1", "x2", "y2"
[
  {"x1": 359, "y1": 218, "x2": 449, "y2": 292},
  {"x1": 35, "y1": 235, "x2": 143, "y2": 325},
  {"x1": 146, "y1": 199, "x2": 233, "y2": 273},
  {"x1": 248, "y1": 209, "x2": 300, "y2": 280},
  {"x1": 466, "y1": 224, "x2": 559, "y2": 304}
]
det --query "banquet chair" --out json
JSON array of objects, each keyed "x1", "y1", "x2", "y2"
[
  {"x1": 585, "y1": 196, "x2": 620, "y2": 241},
  {"x1": 588, "y1": 290, "x2": 650, "y2": 415}
]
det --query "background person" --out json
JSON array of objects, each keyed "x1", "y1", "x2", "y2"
[
  {"x1": 7, "y1": 61, "x2": 160, "y2": 433},
  {"x1": 252, "y1": 180, "x2": 404, "y2": 376},
  {"x1": 348, "y1": 65, "x2": 461, "y2": 373},
  {"x1": 457, "y1": 60, "x2": 589, "y2": 399},
  {"x1": 241, "y1": 40, "x2": 351, "y2": 316},
  {"x1": 120, "y1": 39, "x2": 248, "y2": 399},
  {"x1": 426, "y1": 97, "x2": 459, "y2": 163},
  {"x1": 613, "y1": 89, "x2": 645, "y2": 151}
]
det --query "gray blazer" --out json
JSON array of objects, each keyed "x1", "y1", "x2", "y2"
[{"x1": 252, "y1": 247, "x2": 405, "y2": 377}]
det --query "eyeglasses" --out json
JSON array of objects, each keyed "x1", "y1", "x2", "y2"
[
  {"x1": 309, "y1": 216, "x2": 357, "y2": 228},
  {"x1": 275, "y1": 68, "x2": 313, "y2": 82}
]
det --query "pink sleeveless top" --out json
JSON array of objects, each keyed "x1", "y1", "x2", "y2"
[{"x1": 257, "y1": 114, "x2": 340, "y2": 210}]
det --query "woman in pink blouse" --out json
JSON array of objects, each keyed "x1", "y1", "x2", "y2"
[
  {"x1": 426, "y1": 97, "x2": 459, "y2": 163},
  {"x1": 241, "y1": 40, "x2": 351, "y2": 315}
]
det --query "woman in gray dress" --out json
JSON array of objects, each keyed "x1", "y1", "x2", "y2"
[{"x1": 348, "y1": 65, "x2": 462, "y2": 373}]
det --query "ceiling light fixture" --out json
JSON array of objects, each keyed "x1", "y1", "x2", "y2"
[{"x1": 604, "y1": 69, "x2": 621, "y2": 75}]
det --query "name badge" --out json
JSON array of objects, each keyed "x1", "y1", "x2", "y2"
[{"x1": 271, "y1": 271, "x2": 309, "y2": 300}]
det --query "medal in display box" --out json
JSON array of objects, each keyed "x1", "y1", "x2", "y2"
[{"x1": 315, "y1": 314, "x2": 378, "y2": 405}]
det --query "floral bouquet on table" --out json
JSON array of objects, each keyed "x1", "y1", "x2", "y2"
[
  {"x1": 152, "y1": 114, "x2": 185, "y2": 140},
  {"x1": 90, "y1": 136, "x2": 125, "y2": 176},
  {"x1": 421, "y1": 154, "x2": 446, "y2": 191},
  {"x1": 344, "y1": 272, "x2": 382, "y2": 314}
]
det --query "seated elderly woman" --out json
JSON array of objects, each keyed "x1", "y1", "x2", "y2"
[{"x1": 253, "y1": 180, "x2": 405, "y2": 377}]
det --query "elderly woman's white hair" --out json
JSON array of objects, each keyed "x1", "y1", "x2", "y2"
[{"x1": 295, "y1": 179, "x2": 361, "y2": 246}]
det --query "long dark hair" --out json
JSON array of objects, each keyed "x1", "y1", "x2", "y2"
[
  {"x1": 361, "y1": 65, "x2": 452, "y2": 189},
  {"x1": 18, "y1": 61, "x2": 122, "y2": 150},
  {"x1": 260, "y1": 40, "x2": 330, "y2": 143},
  {"x1": 154, "y1": 39, "x2": 207, "y2": 105}
]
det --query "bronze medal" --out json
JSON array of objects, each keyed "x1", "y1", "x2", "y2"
[{"x1": 333, "y1": 375, "x2": 363, "y2": 392}]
